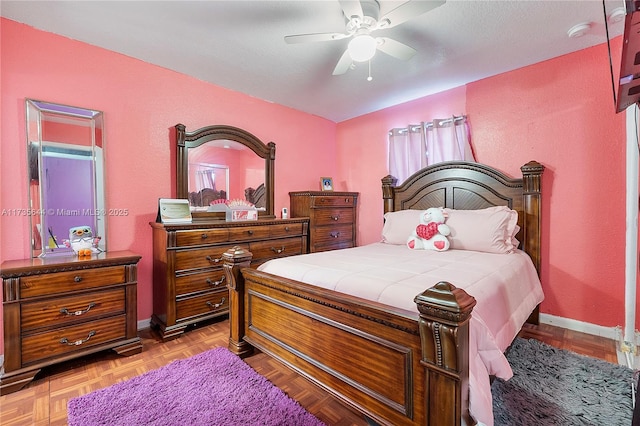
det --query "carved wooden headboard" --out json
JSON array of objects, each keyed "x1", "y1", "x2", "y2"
[
  {"x1": 382, "y1": 160, "x2": 544, "y2": 274},
  {"x1": 188, "y1": 188, "x2": 227, "y2": 207}
]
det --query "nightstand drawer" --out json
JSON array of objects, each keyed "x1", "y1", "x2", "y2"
[
  {"x1": 21, "y1": 315, "x2": 127, "y2": 365},
  {"x1": 176, "y1": 229, "x2": 230, "y2": 247},
  {"x1": 311, "y1": 195, "x2": 356, "y2": 207},
  {"x1": 20, "y1": 266, "x2": 126, "y2": 298},
  {"x1": 176, "y1": 290, "x2": 228, "y2": 321},
  {"x1": 313, "y1": 208, "x2": 354, "y2": 226},
  {"x1": 21, "y1": 288, "x2": 125, "y2": 331},
  {"x1": 175, "y1": 269, "x2": 226, "y2": 296}
]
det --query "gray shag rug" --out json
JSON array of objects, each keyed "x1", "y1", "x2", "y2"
[{"x1": 492, "y1": 338, "x2": 634, "y2": 426}]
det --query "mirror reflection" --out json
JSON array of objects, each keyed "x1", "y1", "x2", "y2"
[
  {"x1": 27, "y1": 99, "x2": 107, "y2": 257},
  {"x1": 187, "y1": 140, "x2": 265, "y2": 209},
  {"x1": 175, "y1": 124, "x2": 275, "y2": 219}
]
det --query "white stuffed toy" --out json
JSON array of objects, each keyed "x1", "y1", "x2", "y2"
[{"x1": 406, "y1": 207, "x2": 451, "y2": 251}]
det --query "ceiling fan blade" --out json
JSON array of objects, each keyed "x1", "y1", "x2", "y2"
[
  {"x1": 339, "y1": 0, "x2": 364, "y2": 21},
  {"x1": 332, "y1": 49, "x2": 353, "y2": 75},
  {"x1": 285, "y1": 32, "x2": 349, "y2": 44},
  {"x1": 378, "y1": 0, "x2": 445, "y2": 29},
  {"x1": 376, "y1": 37, "x2": 417, "y2": 60}
]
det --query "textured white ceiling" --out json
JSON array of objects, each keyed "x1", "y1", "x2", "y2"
[{"x1": 1, "y1": 0, "x2": 626, "y2": 122}]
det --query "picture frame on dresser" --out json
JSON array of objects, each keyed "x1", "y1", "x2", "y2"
[{"x1": 320, "y1": 177, "x2": 333, "y2": 191}]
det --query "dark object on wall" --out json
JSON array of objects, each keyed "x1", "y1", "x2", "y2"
[{"x1": 616, "y1": 1, "x2": 640, "y2": 112}]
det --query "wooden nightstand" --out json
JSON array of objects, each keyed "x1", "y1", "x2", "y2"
[
  {"x1": 289, "y1": 191, "x2": 358, "y2": 253},
  {"x1": 1, "y1": 251, "x2": 142, "y2": 395}
]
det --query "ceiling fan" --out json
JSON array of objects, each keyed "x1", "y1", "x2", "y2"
[{"x1": 284, "y1": 0, "x2": 445, "y2": 76}]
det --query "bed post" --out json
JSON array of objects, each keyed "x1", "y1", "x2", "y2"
[
  {"x1": 381, "y1": 175, "x2": 398, "y2": 214},
  {"x1": 520, "y1": 160, "x2": 544, "y2": 275},
  {"x1": 223, "y1": 246, "x2": 254, "y2": 357},
  {"x1": 414, "y1": 281, "x2": 477, "y2": 426}
]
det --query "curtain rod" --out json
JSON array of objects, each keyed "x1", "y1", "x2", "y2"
[{"x1": 391, "y1": 115, "x2": 467, "y2": 135}]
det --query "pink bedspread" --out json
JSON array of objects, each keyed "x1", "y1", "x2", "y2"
[{"x1": 258, "y1": 242, "x2": 544, "y2": 426}]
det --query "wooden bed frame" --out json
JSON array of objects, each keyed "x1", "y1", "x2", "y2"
[{"x1": 223, "y1": 160, "x2": 544, "y2": 426}]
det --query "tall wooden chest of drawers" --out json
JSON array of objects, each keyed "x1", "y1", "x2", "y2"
[
  {"x1": 289, "y1": 191, "x2": 358, "y2": 253},
  {"x1": 150, "y1": 218, "x2": 308, "y2": 341},
  {"x1": 0, "y1": 251, "x2": 142, "y2": 395}
]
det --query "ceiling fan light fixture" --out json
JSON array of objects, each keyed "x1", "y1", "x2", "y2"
[{"x1": 348, "y1": 34, "x2": 377, "y2": 62}]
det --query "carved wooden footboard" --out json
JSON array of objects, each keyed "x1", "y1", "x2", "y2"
[
  {"x1": 223, "y1": 160, "x2": 544, "y2": 426},
  {"x1": 224, "y1": 248, "x2": 476, "y2": 425}
]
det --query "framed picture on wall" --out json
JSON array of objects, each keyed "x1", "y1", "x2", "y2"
[{"x1": 320, "y1": 177, "x2": 333, "y2": 192}]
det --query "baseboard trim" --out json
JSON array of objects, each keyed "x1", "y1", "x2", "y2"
[
  {"x1": 539, "y1": 313, "x2": 618, "y2": 340},
  {"x1": 138, "y1": 318, "x2": 151, "y2": 331}
]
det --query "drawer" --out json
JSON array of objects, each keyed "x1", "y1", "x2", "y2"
[
  {"x1": 313, "y1": 208, "x2": 354, "y2": 226},
  {"x1": 311, "y1": 195, "x2": 356, "y2": 207},
  {"x1": 249, "y1": 237, "x2": 304, "y2": 261},
  {"x1": 176, "y1": 290, "x2": 228, "y2": 322},
  {"x1": 175, "y1": 228, "x2": 230, "y2": 247},
  {"x1": 21, "y1": 315, "x2": 126, "y2": 365},
  {"x1": 269, "y1": 222, "x2": 303, "y2": 238},
  {"x1": 21, "y1": 288, "x2": 125, "y2": 332},
  {"x1": 311, "y1": 224, "x2": 354, "y2": 248},
  {"x1": 20, "y1": 266, "x2": 126, "y2": 299},
  {"x1": 175, "y1": 269, "x2": 226, "y2": 296},
  {"x1": 174, "y1": 243, "x2": 248, "y2": 271},
  {"x1": 228, "y1": 225, "x2": 270, "y2": 242}
]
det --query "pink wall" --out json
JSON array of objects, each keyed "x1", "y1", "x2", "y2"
[
  {"x1": 0, "y1": 18, "x2": 634, "y2": 355},
  {"x1": 0, "y1": 19, "x2": 337, "y2": 354},
  {"x1": 337, "y1": 39, "x2": 631, "y2": 331}
]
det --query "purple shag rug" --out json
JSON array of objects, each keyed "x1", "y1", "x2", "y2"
[{"x1": 67, "y1": 347, "x2": 326, "y2": 426}]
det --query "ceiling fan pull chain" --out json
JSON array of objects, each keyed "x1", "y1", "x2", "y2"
[{"x1": 367, "y1": 60, "x2": 373, "y2": 82}]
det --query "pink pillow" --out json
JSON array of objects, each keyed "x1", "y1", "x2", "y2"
[
  {"x1": 443, "y1": 206, "x2": 519, "y2": 254},
  {"x1": 381, "y1": 209, "x2": 423, "y2": 245}
]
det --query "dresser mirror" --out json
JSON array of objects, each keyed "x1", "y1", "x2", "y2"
[
  {"x1": 26, "y1": 99, "x2": 107, "y2": 257},
  {"x1": 175, "y1": 124, "x2": 275, "y2": 219}
]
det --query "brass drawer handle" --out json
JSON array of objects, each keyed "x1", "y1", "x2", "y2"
[
  {"x1": 60, "y1": 302, "x2": 96, "y2": 317},
  {"x1": 330, "y1": 232, "x2": 340, "y2": 238},
  {"x1": 206, "y1": 298, "x2": 226, "y2": 310},
  {"x1": 60, "y1": 330, "x2": 96, "y2": 346},
  {"x1": 271, "y1": 246, "x2": 285, "y2": 254},
  {"x1": 344, "y1": 198, "x2": 351, "y2": 203},
  {"x1": 201, "y1": 233, "x2": 208, "y2": 239},
  {"x1": 205, "y1": 255, "x2": 222, "y2": 263},
  {"x1": 74, "y1": 276, "x2": 83, "y2": 283},
  {"x1": 206, "y1": 276, "x2": 225, "y2": 287},
  {"x1": 331, "y1": 215, "x2": 340, "y2": 221}
]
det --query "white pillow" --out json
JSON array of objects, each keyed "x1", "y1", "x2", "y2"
[
  {"x1": 381, "y1": 209, "x2": 423, "y2": 245},
  {"x1": 443, "y1": 206, "x2": 519, "y2": 254}
]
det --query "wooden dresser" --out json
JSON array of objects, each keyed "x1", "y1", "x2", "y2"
[
  {"x1": 150, "y1": 218, "x2": 308, "y2": 341},
  {"x1": 289, "y1": 191, "x2": 358, "y2": 253},
  {"x1": 0, "y1": 251, "x2": 142, "y2": 395}
]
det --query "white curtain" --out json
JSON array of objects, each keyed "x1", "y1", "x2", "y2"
[
  {"x1": 196, "y1": 169, "x2": 216, "y2": 190},
  {"x1": 388, "y1": 115, "x2": 474, "y2": 183}
]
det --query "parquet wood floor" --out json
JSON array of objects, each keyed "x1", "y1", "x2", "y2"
[{"x1": 0, "y1": 318, "x2": 618, "y2": 426}]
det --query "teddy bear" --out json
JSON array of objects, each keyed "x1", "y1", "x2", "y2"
[{"x1": 406, "y1": 207, "x2": 451, "y2": 251}]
